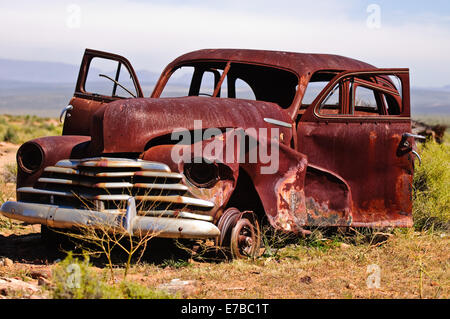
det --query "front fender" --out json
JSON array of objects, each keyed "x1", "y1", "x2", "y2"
[
  {"x1": 141, "y1": 128, "x2": 355, "y2": 231},
  {"x1": 16, "y1": 135, "x2": 91, "y2": 190}
]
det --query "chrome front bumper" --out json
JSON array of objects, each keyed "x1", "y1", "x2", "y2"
[{"x1": 0, "y1": 198, "x2": 220, "y2": 239}]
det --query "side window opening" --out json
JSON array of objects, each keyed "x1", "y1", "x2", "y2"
[
  {"x1": 160, "y1": 66, "x2": 195, "y2": 98},
  {"x1": 159, "y1": 62, "x2": 296, "y2": 108},
  {"x1": 318, "y1": 82, "x2": 341, "y2": 115},
  {"x1": 312, "y1": 72, "x2": 405, "y2": 118},
  {"x1": 84, "y1": 57, "x2": 137, "y2": 98},
  {"x1": 351, "y1": 77, "x2": 402, "y2": 116},
  {"x1": 352, "y1": 85, "x2": 380, "y2": 116},
  {"x1": 198, "y1": 70, "x2": 217, "y2": 97},
  {"x1": 383, "y1": 93, "x2": 401, "y2": 115},
  {"x1": 233, "y1": 78, "x2": 256, "y2": 100},
  {"x1": 300, "y1": 71, "x2": 339, "y2": 120}
]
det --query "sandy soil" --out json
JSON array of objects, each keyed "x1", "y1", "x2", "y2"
[{"x1": 0, "y1": 142, "x2": 18, "y2": 175}]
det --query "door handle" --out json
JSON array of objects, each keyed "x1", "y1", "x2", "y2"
[
  {"x1": 402, "y1": 132, "x2": 426, "y2": 141},
  {"x1": 59, "y1": 105, "x2": 74, "y2": 122},
  {"x1": 400, "y1": 132, "x2": 426, "y2": 148}
]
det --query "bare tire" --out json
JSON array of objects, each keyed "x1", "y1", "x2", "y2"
[
  {"x1": 217, "y1": 207, "x2": 262, "y2": 259},
  {"x1": 230, "y1": 217, "x2": 261, "y2": 259}
]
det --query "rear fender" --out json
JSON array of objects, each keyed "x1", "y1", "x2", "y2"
[{"x1": 303, "y1": 164, "x2": 353, "y2": 226}]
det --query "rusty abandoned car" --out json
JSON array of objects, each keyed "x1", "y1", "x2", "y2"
[{"x1": 0, "y1": 48, "x2": 424, "y2": 258}]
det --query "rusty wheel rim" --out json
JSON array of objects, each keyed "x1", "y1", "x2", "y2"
[{"x1": 230, "y1": 218, "x2": 261, "y2": 259}]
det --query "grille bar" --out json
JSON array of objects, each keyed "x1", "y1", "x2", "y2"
[
  {"x1": 19, "y1": 187, "x2": 214, "y2": 207},
  {"x1": 54, "y1": 158, "x2": 170, "y2": 172},
  {"x1": 22, "y1": 157, "x2": 214, "y2": 214}
]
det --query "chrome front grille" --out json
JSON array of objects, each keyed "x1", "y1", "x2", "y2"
[{"x1": 18, "y1": 157, "x2": 214, "y2": 216}]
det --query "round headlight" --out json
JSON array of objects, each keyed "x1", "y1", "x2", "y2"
[
  {"x1": 17, "y1": 142, "x2": 44, "y2": 174},
  {"x1": 184, "y1": 159, "x2": 218, "y2": 188}
]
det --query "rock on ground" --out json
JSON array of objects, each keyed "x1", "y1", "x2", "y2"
[
  {"x1": 0, "y1": 277, "x2": 41, "y2": 298},
  {"x1": 157, "y1": 278, "x2": 200, "y2": 297}
]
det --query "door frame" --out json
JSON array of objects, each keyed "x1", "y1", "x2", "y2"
[
  {"x1": 74, "y1": 48, "x2": 143, "y2": 102},
  {"x1": 300, "y1": 68, "x2": 410, "y2": 123}
]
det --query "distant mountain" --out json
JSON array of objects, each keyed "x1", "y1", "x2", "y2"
[
  {"x1": 135, "y1": 70, "x2": 161, "y2": 84},
  {"x1": 0, "y1": 58, "x2": 80, "y2": 83},
  {"x1": 410, "y1": 87, "x2": 450, "y2": 114},
  {"x1": 0, "y1": 58, "x2": 160, "y2": 85}
]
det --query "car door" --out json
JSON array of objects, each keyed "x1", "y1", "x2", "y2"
[
  {"x1": 61, "y1": 49, "x2": 143, "y2": 136},
  {"x1": 297, "y1": 69, "x2": 415, "y2": 227}
]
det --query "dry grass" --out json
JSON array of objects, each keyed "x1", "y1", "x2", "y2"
[
  {"x1": 3, "y1": 217, "x2": 446, "y2": 299},
  {"x1": 120, "y1": 230, "x2": 448, "y2": 299}
]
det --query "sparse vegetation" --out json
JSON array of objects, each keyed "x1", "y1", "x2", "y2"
[
  {"x1": 412, "y1": 135, "x2": 450, "y2": 231},
  {"x1": 0, "y1": 114, "x2": 62, "y2": 144},
  {"x1": 49, "y1": 209, "x2": 159, "y2": 282},
  {"x1": 50, "y1": 252, "x2": 174, "y2": 299}
]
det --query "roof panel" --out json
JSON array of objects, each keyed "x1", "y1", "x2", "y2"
[{"x1": 167, "y1": 49, "x2": 375, "y2": 76}]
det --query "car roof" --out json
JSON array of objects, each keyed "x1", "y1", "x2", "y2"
[{"x1": 167, "y1": 48, "x2": 375, "y2": 76}]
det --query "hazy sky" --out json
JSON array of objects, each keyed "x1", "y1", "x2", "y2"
[{"x1": 1, "y1": 0, "x2": 450, "y2": 87}]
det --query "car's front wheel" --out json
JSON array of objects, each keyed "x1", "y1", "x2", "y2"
[{"x1": 217, "y1": 207, "x2": 262, "y2": 259}]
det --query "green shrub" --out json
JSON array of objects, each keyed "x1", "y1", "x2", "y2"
[
  {"x1": 2, "y1": 127, "x2": 19, "y2": 143},
  {"x1": 413, "y1": 137, "x2": 450, "y2": 231},
  {"x1": 160, "y1": 259, "x2": 191, "y2": 269},
  {"x1": 51, "y1": 252, "x2": 119, "y2": 299}
]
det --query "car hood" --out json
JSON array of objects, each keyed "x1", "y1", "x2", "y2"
[{"x1": 90, "y1": 96, "x2": 293, "y2": 154}]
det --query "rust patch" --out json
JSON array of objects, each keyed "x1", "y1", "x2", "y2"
[{"x1": 273, "y1": 159, "x2": 308, "y2": 232}]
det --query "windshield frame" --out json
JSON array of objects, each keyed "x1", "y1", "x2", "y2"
[{"x1": 151, "y1": 59, "x2": 302, "y2": 116}]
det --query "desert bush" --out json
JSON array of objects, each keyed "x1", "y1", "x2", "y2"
[
  {"x1": 2, "y1": 127, "x2": 19, "y2": 144},
  {"x1": 51, "y1": 252, "x2": 120, "y2": 299},
  {"x1": 51, "y1": 252, "x2": 174, "y2": 299},
  {"x1": 413, "y1": 136, "x2": 450, "y2": 231},
  {"x1": 3, "y1": 163, "x2": 17, "y2": 183}
]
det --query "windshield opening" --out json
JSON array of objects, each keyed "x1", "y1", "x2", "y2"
[{"x1": 160, "y1": 61, "x2": 298, "y2": 109}]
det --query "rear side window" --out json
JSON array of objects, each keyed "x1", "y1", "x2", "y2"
[
  {"x1": 300, "y1": 71, "x2": 340, "y2": 118},
  {"x1": 318, "y1": 83, "x2": 341, "y2": 115},
  {"x1": 351, "y1": 77, "x2": 402, "y2": 116},
  {"x1": 313, "y1": 73, "x2": 404, "y2": 118},
  {"x1": 353, "y1": 86, "x2": 379, "y2": 116},
  {"x1": 159, "y1": 66, "x2": 194, "y2": 98}
]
